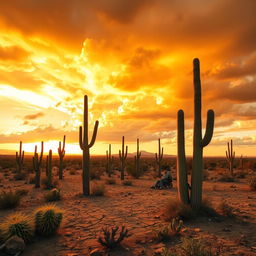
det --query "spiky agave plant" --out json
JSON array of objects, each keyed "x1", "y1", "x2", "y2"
[
  {"x1": 34, "y1": 204, "x2": 63, "y2": 236},
  {"x1": 0, "y1": 212, "x2": 34, "y2": 243}
]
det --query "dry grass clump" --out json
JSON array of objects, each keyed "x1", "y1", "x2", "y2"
[
  {"x1": 105, "y1": 178, "x2": 116, "y2": 185},
  {"x1": 90, "y1": 167, "x2": 104, "y2": 180},
  {"x1": 249, "y1": 176, "x2": 256, "y2": 191},
  {"x1": 0, "y1": 191, "x2": 21, "y2": 210},
  {"x1": 41, "y1": 177, "x2": 59, "y2": 190},
  {"x1": 13, "y1": 172, "x2": 27, "y2": 181},
  {"x1": 217, "y1": 200, "x2": 235, "y2": 217},
  {"x1": 91, "y1": 182, "x2": 105, "y2": 196},
  {"x1": 122, "y1": 180, "x2": 133, "y2": 186},
  {"x1": 165, "y1": 199, "x2": 195, "y2": 221},
  {"x1": 44, "y1": 188, "x2": 61, "y2": 202},
  {"x1": 155, "y1": 218, "x2": 183, "y2": 242},
  {"x1": 217, "y1": 172, "x2": 235, "y2": 182},
  {"x1": 69, "y1": 169, "x2": 77, "y2": 175}
]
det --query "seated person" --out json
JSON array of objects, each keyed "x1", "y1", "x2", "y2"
[{"x1": 151, "y1": 165, "x2": 173, "y2": 189}]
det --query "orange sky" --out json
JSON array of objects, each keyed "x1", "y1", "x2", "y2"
[{"x1": 0, "y1": 0, "x2": 256, "y2": 156}]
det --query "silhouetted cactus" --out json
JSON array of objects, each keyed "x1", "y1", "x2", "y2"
[
  {"x1": 240, "y1": 154, "x2": 244, "y2": 171},
  {"x1": 35, "y1": 204, "x2": 63, "y2": 236},
  {"x1": 79, "y1": 95, "x2": 99, "y2": 195},
  {"x1": 33, "y1": 141, "x2": 44, "y2": 188},
  {"x1": 134, "y1": 138, "x2": 141, "y2": 179},
  {"x1": 58, "y1": 135, "x2": 66, "y2": 180},
  {"x1": 45, "y1": 150, "x2": 53, "y2": 189},
  {"x1": 226, "y1": 139, "x2": 235, "y2": 176},
  {"x1": 98, "y1": 226, "x2": 130, "y2": 249},
  {"x1": 0, "y1": 212, "x2": 34, "y2": 243},
  {"x1": 106, "y1": 144, "x2": 114, "y2": 177},
  {"x1": 119, "y1": 136, "x2": 128, "y2": 180},
  {"x1": 177, "y1": 59, "x2": 214, "y2": 208},
  {"x1": 16, "y1": 141, "x2": 24, "y2": 173},
  {"x1": 155, "y1": 138, "x2": 163, "y2": 177}
]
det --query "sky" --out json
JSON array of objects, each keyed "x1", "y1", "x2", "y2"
[{"x1": 0, "y1": 0, "x2": 256, "y2": 156}]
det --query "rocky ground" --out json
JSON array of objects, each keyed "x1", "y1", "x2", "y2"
[{"x1": 1, "y1": 169, "x2": 256, "y2": 256}]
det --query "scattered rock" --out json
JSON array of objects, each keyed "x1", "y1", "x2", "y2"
[{"x1": 3, "y1": 236, "x2": 25, "y2": 255}]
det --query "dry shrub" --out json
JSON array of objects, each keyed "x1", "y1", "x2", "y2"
[
  {"x1": 217, "y1": 172, "x2": 235, "y2": 182},
  {"x1": 0, "y1": 191, "x2": 21, "y2": 210},
  {"x1": 165, "y1": 199, "x2": 195, "y2": 221},
  {"x1": 69, "y1": 169, "x2": 77, "y2": 175},
  {"x1": 91, "y1": 182, "x2": 105, "y2": 196},
  {"x1": 90, "y1": 167, "x2": 104, "y2": 180},
  {"x1": 249, "y1": 176, "x2": 256, "y2": 191},
  {"x1": 13, "y1": 172, "x2": 27, "y2": 181},
  {"x1": 217, "y1": 200, "x2": 234, "y2": 217},
  {"x1": 122, "y1": 180, "x2": 133, "y2": 186},
  {"x1": 105, "y1": 178, "x2": 116, "y2": 185}
]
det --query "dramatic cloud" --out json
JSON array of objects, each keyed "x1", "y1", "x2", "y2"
[{"x1": 0, "y1": 0, "x2": 255, "y2": 155}]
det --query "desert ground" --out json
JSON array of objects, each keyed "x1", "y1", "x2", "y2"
[{"x1": 1, "y1": 155, "x2": 256, "y2": 256}]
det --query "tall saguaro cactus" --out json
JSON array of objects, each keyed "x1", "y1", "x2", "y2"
[
  {"x1": 106, "y1": 144, "x2": 114, "y2": 177},
  {"x1": 226, "y1": 139, "x2": 235, "y2": 176},
  {"x1": 79, "y1": 95, "x2": 99, "y2": 196},
  {"x1": 135, "y1": 138, "x2": 141, "y2": 179},
  {"x1": 46, "y1": 149, "x2": 52, "y2": 189},
  {"x1": 33, "y1": 141, "x2": 44, "y2": 188},
  {"x1": 16, "y1": 141, "x2": 24, "y2": 173},
  {"x1": 177, "y1": 58, "x2": 215, "y2": 208},
  {"x1": 155, "y1": 138, "x2": 163, "y2": 177},
  {"x1": 119, "y1": 136, "x2": 128, "y2": 180},
  {"x1": 58, "y1": 135, "x2": 66, "y2": 180}
]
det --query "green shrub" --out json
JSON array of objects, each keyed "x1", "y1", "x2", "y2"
[
  {"x1": 35, "y1": 204, "x2": 63, "y2": 236},
  {"x1": 44, "y1": 188, "x2": 61, "y2": 202},
  {"x1": 0, "y1": 191, "x2": 21, "y2": 209},
  {"x1": 91, "y1": 183, "x2": 105, "y2": 196},
  {"x1": 122, "y1": 180, "x2": 133, "y2": 186},
  {"x1": 0, "y1": 212, "x2": 34, "y2": 243}
]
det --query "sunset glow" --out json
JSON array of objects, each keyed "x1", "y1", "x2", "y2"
[{"x1": 0, "y1": 0, "x2": 256, "y2": 156}]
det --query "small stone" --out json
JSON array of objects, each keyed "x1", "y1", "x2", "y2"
[
  {"x1": 194, "y1": 228, "x2": 201, "y2": 232},
  {"x1": 90, "y1": 248, "x2": 104, "y2": 256},
  {"x1": 4, "y1": 235, "x2": 25, "y2": 255}
]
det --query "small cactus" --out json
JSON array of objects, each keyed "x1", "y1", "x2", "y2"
[
  {"x1": 170, "y1": 218, "x2": 183, "y2": 235},
  {"x1": 106, "y1": 144, "x2": 114, "y2": 177},
  {"x1": 155, "y1": 138, "x2": 163, "y2": 177},
  {"x1": 35, "y1": 204, "x2": 63, "y2": 236},
  {"x1": 16, "y1": 141, "x2": 24, "y2": 173},
  {"x1": 0, "y1": 212, "x2": 34, "y2": 243},
  {"x1": 58, "y1": 135, "x2": 66, "y2": 180},
  {"x1": 134, "y1": 138, "x2": 141, "y2": 179},
  {"x1": 45, "y1": 150, "x2": 53, "y2": 189},
  {"x1": 226, "y1": 139, "x2": 235, "y2": 176},
  {"x1": 33, "y1": 141, "x2": 44, "y2": 188},
  {"x1": 98, "y1": 226, "x2": 130, "y2": 249},
  {"x1": 119, "y1": 136, "x2": 128, "y2": 180}
]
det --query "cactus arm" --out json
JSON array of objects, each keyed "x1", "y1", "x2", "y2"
[
  {"x1": 177, "y1": 110, "x2": 189, "y2": 204},
  {"x1": 161, "y1": 147, "x2": 163, "y2": 159},
  {"x1": 119, "y1": 150, "x2": 121, "y2": 160},
  {"x1": 125, "y1": 145, "x2": 128, "y2": 159},
  {"x1": 201, "y1": 109, "x2": 214, "y2": 147},
  {"x1": 88, "y1": 120, "x2": 99, "y2": 148},
  {"x1": 39, "y1": 141, "x2": 44, "y2": 165},
  {"x1": 79, "y1": 126, "x2": 84, "y2": 150},
  {"x1": 62, "y1": 135, "x2": 66, "y2": 151}
]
